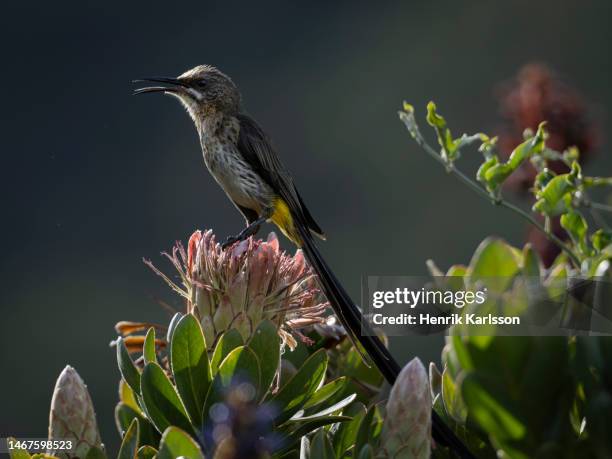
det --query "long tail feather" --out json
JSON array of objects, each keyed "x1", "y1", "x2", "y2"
[
  {"x1": 295, "y1": 223, "x2": 400, "y2": 380},
  {"x1": 294, "y1": 222, "x2": 475, "y2": 459}
]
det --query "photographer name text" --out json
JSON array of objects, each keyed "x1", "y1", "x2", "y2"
[{"x1": 372, "y1": 312, "x2": 520, "y2": 325}]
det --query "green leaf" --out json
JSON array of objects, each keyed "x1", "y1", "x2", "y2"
[
  {"x1": 354, "y1": 405, "x2": 376, "y2": 455},
  {"x1": 135, "y1": 446, "x2": 157, "y2": 459},
  {"x1": 478, "y1": 134, "x2": 498, "y2": 158},
  {"x1": 429, "y1": 362, "x2": 442, "y2": 398},
  {"x1": 398, "y1": 102, "x2": 424, "y2": 143},
  {"x1": 202, "y1": 346, "x2": 261, "y2": 431},
  {"x1": 7, "y1": 438, "x2": 30, "y2": 459},
  {"x1": 140, "y1": 362, "x2": 193, "y2": 435},
  {"x1": 333, "y1": 402, "x2": 366, "y2": 457},
  {"x1": 370, "y1": 404, "x2": 384, "y2": 444},
  {"x1": 166, "y1": 312, "x2": 184, "y2": 357},
  {"x1": 171, "y1": 314, "x2": 211, "y2": 426},
  {"x1": 476, "y1": 156, "x2": 499, "y2": 192},
  {"x1": 490, "y1": 123, "x2": 545, "y2": 186},
  {"x1": 468, "y1": 238, "x2": 520, "y2": 292},
  {"x1": 560, "y1": 210, "x2": 589, "y2": 255},
  {"x1": 117, "y1": 337, "x2": 141, "y2": 396},
  {"x1": 278, "y1": 358, "x2": 298, "y2": 389},
  {"x1": 303, "y1": 377, "x2": 348, "y2": 410},
  {"x1": 534, "y1": 168, "x2": 556, "y2": 190},
  {"x1": 483, "y1": 163, "x2": 514, "y2": 191},
  {"x1": 248, "y1": 320, "x2": 281, "y2": 399},
  {"x1": 563, "y1": 145, "x2": 580, "y2": 162},
  {"x1": 115, "y1": 403, "x2": 160, "y2": 447},
  {"x1": 441, "y1": 366, "x2": 467, "y2": 423},
  {"x1": 545, "y1": 262, "x2": 568, "y2": 301},
  {"x1": 273, "y1": 416, "x2": 350, "y2": 456},
  {"x1": 339, "y1": 343, "x2": 384, "y2": 389},
  {"x1": 292, "y1": 393, "x2": 356, "y2": 421},
  {"x1": 119, "y1": 379, "x2": 142, "y2": 414},
  {"x1": 468, "y1": 238, "x2": 520, "y2": 293},
  {"x1": 461, "y1": 372, "x2": 526, "y2": 441},
  {"x1": 157, "y1": 426, "x2": 204, "y2": 459},
  {"x1": 143, "y1": 328, "x2": 157, "y2": 365},
  {"x1": 167, "y1": 312, "x2": 183, "y2": 342},
  {"x1": 210, "y1": 329, "x2": 243, "y2": 374},
  {"x1": 446, "y1": 335, "x2": 473, "y2": 373},
  {"x1": 444, "y1": 265, "x2": 467, "y2": 292},
  {"x1": 309, "y1": 430, "x2": 335, "y2": 459},
  {"x1": 533, "y1": 168, "x2": 578, "y2": 217},
  {"x1": 426, "y1": 101, "x2": 457, "y2": 161},
  {"x1": 521, "y1": 244, "x2": 542, "y2": 277},
  {"x1": 484, "y1": 123, "x2": 546, "y2": 190},
  {"x1": 591, "y1": 229, "x2": 612, "y2": 253},
  {"x1": 299, "y1": 436, "x2": 310, "y2": 459},
  {"x1": 118, "y1": 418, "x2": 139, "y2": 459},
  {"x1": 266, "y1": 349, "x2": 328, "y2": 425}
]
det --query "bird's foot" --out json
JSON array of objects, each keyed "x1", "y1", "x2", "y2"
[
  {"x1": 221, "y1": 235, "x2": 241, "y2": 250},
  {"x1": 220, "y1": 218, "x2": 266, "y2": 250}
]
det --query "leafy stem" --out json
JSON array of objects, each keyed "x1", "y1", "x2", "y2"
[{"x1": 404, "y1": 110, "x2": 582, "y2": 268}]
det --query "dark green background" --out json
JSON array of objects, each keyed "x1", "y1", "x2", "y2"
[{"x1": 2, "y1": 0, "x2": 611, "y2": 453}]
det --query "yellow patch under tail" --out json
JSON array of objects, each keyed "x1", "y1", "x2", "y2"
[{"x1": 270, "y1": 198, "x2": 301, "y2": 246}]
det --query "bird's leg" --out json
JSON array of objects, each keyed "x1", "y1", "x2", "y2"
[{"x1": 222, "y1": 215, "x2": 268, "y2": 249}]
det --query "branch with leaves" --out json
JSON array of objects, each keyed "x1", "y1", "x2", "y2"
[
  {"x1": 398, "y1": 101, "x2": 612, "y2": 458},
  {"x1": 399, "y1": 102, "x2": 612, "y2": 273}
]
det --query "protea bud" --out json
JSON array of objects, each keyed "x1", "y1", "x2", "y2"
[
  {"x1": 47, "y1": 366, "x2": 103, "y2": 458},
  {"x1": 145, "y1": 230, "x2": 328, "y2": 350},
  {"x1": 381, "y1": 358, "x2": 431, "y2": 459}
]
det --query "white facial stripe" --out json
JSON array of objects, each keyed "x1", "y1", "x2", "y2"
[{"x1": 187, "y1": 87, "x2": 203, "y2": 101}]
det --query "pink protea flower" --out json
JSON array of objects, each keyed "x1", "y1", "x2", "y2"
[{"x1": 145, "y1": 230, "x2": 329, "y2": 350}]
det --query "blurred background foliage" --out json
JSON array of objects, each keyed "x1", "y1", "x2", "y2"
[{"x1": 2, "y1": 0, "x2": 612, "y2": 452}]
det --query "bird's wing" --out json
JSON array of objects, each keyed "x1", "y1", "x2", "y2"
[{"x1": 236, "y1": 113, "x2": 325, "y2": 238}]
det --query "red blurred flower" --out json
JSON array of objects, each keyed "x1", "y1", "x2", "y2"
[{"x1": 495, "y1": 64, "x2": 601, "y2": 265}]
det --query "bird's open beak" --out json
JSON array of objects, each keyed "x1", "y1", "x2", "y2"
[{"x1": 132, "y1": 77, "x2": 189, "y2": 95}]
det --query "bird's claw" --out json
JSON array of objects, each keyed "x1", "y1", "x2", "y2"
[{"x1": 221, "y1": 235, "x2": 240, "y2": 250}]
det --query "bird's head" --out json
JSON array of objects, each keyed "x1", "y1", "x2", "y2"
[{"x1": 133, "y1": 65, "x2": 241, "y2": 122}]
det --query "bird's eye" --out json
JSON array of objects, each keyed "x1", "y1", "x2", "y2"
[{"x1": 197, "y1": 80, "x2": 208, "y2": 88}]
